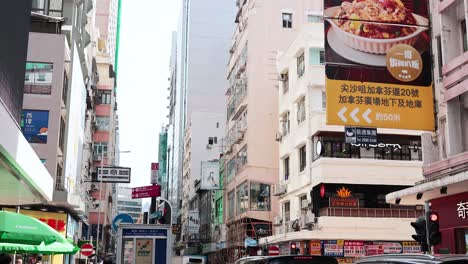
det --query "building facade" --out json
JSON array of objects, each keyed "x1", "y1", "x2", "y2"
[
  {"x1": 387, "y1": 0, "x2": 468, "y2": 255},
  {"x1": 116, "y1": 184, "x2": 142, "y2": 221}
]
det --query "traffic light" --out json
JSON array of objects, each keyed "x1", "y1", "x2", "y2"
[
  {"x1": 158, "y1": 200, "x2": 171, "y2": 224},
  {"x1": 410, "y1": 215, "x2": 428, "y2": 252},
  {"x1": 290, "y1": 243, "x2": 300, "y2": 255},
  {"x1": 427, "y1": 211, "x2": 442, "y2": 246}
]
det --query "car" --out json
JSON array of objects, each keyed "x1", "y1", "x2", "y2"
[
  {"x1": 355, "y1": 254, "x2": 468, "y2": 264},
  {"x1": 235, "y1": 255, "x2": 338, "y2": 264}
]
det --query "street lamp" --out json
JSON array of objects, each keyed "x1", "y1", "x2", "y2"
[{"x1": 95, "y1": 150, "x2": 131, "y2": 263}]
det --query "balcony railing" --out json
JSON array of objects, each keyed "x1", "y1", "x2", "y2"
[
  {"x1": 224, "y1": 117, "x2": 247, "y2": 153},
  {"x1": 227, "y1": 77, "x2": 247, "y2": 120},
  {"x1": 320, "y1": 207, "x2": 423, "y2": 218}
]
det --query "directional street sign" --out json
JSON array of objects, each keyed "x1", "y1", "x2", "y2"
[
  {"x1": 131, "y1": 185, "x2": 161, "y2": 199},
  {"x1": 97, "y1": 166, "x2": 131, "y2": 183},
  {"x1": 112, "y1": 213, "x2": 134, "y2": 233}
]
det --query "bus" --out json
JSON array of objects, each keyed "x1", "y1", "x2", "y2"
[{"x1": 235, "y1": 255, "x2": 338, "y2": 264}]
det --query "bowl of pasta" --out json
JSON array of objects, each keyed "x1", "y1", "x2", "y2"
[{"x1": 324, "y1": 0, "x2": 429, "y2": 54}]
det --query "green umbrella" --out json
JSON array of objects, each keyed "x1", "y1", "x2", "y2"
[
  {"x1": 0, "y1": 238, "x2": 78, "y2": 254},
  {"x1": 0, "y1": 211, "x2": 59, "y2": 245}
]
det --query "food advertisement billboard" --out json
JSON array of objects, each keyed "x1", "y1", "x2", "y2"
[{"x1": 324, "y1": 0, "x2": 434, "y2": 131}]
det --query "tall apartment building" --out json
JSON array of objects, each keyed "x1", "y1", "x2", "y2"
[
  {"x1": 116, "y1": 184, "x2": 142, "y2": 221},
  {"x1": 166, "y1": 0, "x2": 235, "y2": 254},
  {"x1": 0, "y1": 1, "x2": 54, "y2": 208},
  {"x1": 257, "y1": 22, "x2": 426, "y2": 261},
  {"x1": 222, "y1": 1, "x2": 321, "y2": 262},
  {"x1": 387, "y1": 0, "x2": 468, "y2": 255},
  {"x1": 158, "y1": 127, "x2": 169, "y2": 199}
]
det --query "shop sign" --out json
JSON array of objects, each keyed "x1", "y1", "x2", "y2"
[
  {"x1": 309, "y1": 240, "x2": 322, "y2": 255},
  {"x1": 330, "y1": 197, "x2": 359, "y2": 207},
  {"x1": 322, "y1": 240, "x2": 344, "y2": 257},
  {"x1": 402, "y1": 242, "x2": 421, "y2": 253},
  {"x1": 344, "y1": 241, "x2": 365, "y2": 257},
  {"x1": 324, "y1": 0, "x2": 434, "y2": 131},
  {"x1": 457, "y1": 201, "x2": 468, "y2": 219},
  {"x1": 365, "y1": 244, "x2": 384, "y2": 256},
  {"x1": 375, "y1": 242, "x2": 403, "y2": 254},
  {"x1": 345, "y1": 127, "x2": 377, "y2": 144}
]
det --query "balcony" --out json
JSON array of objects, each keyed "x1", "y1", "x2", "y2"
[
  {"x1": 422, "y1": 151, "x2": 468, "y2": 179},
  {"x1": 224, "y1": 117, "x2": 247, "y2": 153},
  {"x1": 310, "y1": 157, "x2": 423, "y2": 187},
  {"x1": 320, "y1": 207, "x2": 423, "y2": 218},
  {"x1": 227, "y1": 77, "x2": 248, "y2": 120},
  {"x1": 442, "y1": 52, "x2": 468, "y2": 101}
]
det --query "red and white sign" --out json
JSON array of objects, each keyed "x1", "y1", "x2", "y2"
[
  {"x1": 132, "y1": 185, "x2": 161, "y2": 199},
  {"x1": 151, "y1": 163, "x2": 159, "y2": 184},
  {"x1": 268, "y1": 245, "x2": 280, "y2": 256},
  {"x1": 80, "y1": 243, "x2": 94, "y2": 257}
]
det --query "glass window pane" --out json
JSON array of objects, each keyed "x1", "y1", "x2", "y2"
[{"x1": 250, "y1": 182, "x2": 270, "y2": 211}]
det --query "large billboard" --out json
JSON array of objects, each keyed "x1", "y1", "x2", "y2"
[
  {"x1": 0, "y1": 0, "x2": 32, "y2": 123},
  {"x1": 324, "y1": 0, "x2": 434, "y2": 131},
  {"x1": 21, "y1": 110, "x2": 49, "y2": 144},
  {"x1": 200, "y1": 161, "x2": 220, "y2": 190},
  {"x1": 24, "y1": 62, "x2": 54, "y2": 95}
]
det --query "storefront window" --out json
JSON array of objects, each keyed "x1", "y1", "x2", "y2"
[
  {"x1": 236, "y1": 181, "x2": 249, "y2": 215},
  {"x1": 228, "y1": 191, "x2": 234, "y2": 220},
  {"x1": 250, "y1": 182, "x2": 270, "y2": 211}
]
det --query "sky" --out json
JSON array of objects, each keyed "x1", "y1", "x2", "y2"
[{"x1": 116, "y1": 0, "x2": 180, "y2": 188}]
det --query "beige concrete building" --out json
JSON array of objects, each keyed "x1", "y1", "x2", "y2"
[{"x1": 223, "y1": 0, "x2": 322, "y2": 261}]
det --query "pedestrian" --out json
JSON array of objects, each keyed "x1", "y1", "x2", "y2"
[
  {"x1": 34, "y1": 255, "x2": 42, "y2": 264},
  {"x1": 0, "y1": 254, "x2": 12, "y2": 264},
  {"x1": 15, "y1": 258, "x2": 22, "y2": 264}
]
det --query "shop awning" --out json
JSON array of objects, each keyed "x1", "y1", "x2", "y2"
[{"x1": 386, "y1": 170, "x2": 468, "y2": 205}]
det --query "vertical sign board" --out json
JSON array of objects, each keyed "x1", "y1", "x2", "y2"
[
  {"x1": 151, "y1": 163, "x2": 159, "y2": 184},
  {"x1": 201, "y1": 161, "x2": 220, "y2": 190},
  {"x1": 324, "y1": 0, "x2": 434, "y2": 131}
]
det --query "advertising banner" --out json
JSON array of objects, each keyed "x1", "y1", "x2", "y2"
[
  {"x1": 344, "y1": 241, "x2": 365, "y2": 257},
  {"x1": 309, "y1": 240, "x2": 322, "y2": 255},
  {"x1": 324, "y1": 0, "x2": 434, "y2": 131},
  {"x1": 402, "y1": 241, "x2": 421, "y2": 253},
  {"x1": 322, "y1": 240, "x2": 344, "y2": 257},
  {"x1": 188, "y1": 210, "x2": 200, "y2": 233},
  {"x1": 374, "y1": 241, "x2": 403, "y2": 254},
  {"x1": 365, "y1": 243, "x2": 384, "y2": 256},
  {"x1": 24, "y1": 62, "x2": 54, "y2": 94},
  {"x1": 135, "y1": 239, "x2": 153, "y2": 264},
  {"x1": 21, "y1": 110, "x2": 49, "y2": 144},
  {"x1": 201, "y1": 161, "x2": 220, "y2": 190}
]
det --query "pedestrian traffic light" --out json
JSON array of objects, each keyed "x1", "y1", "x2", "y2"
[
  {"x1": 290, "y1": 243, "x2": 300, "y2": 255},
  {"x1": 410, "y1": 215, "x2": 428, "y2": 252},
  {"x1": 427, "y1": 211, "x2": 441, "y2": 246},
  {"x1": 158, "y1": 200, "x2": 171, "y2": 224}
]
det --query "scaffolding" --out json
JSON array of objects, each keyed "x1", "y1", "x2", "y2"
[{"x1": 226, "y1": 217, "x2": 272, "y2": 263}]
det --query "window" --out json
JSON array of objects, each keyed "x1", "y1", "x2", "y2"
[
  {"x1": 281, "y1": 71, "x2": 289, "y2": 94},
  {"x1": 308, "y1": 15, "x2": 322, "y2": 23},
  {"x1": 228, "y1": 191, "x2": 235, "y2": 220},
  {"x1": 98, "y1": 90, "x2": 112, "y2": 104},
  {"x1": 280, "y1": 112, "x2": 290, "y2": 136},
  {"x1": 283, "y1": 157, "x2": 290, "y2": 181},
  {"x1": 297, "y1": 52, "x2": 305, "y2": 77},
  {"x1": 214, "y1": 137, "x2": 218, "y2": 144},
  {"x1": 62, "y1": 71, "x2": 69, "y2": 104},
  {"x1": 93, "y1": 142, "x2": 108, "y2": 159},
  {"x1": 59, "y1": 117, "x2": 65, "y2": 152},
  {"x1": 238, "y1": 145, "x2": 248, "y2": 167},
  {"x1": 462, "y1": 19, "x2": 467, "y2": 53},
  {"x1": 25, "y1": 73, "x2": 30, "y2": 81},
  {"x1": 297, "y1": 97, "x2": 306, "y2": 124},
  {"x1": 24, "y1": 62, "x2": 53, "y2": 95},
  {"x1": 216, "y1": 122, "x2": 219, "y2": 128},
  {"x1": 309, "y1": 48, "x2": 325, "y2": 65},
  {"x1": 208, "y1": 137, "x2": 214, "y2": 145},
  {"x1": 436, "y1": 35, "x2": 443, "y2": 78},
  {"x1": 227, "y1": 158, "x2": 237, "y2": 182},
  {"x1": 321, "y1": 91, "x2": 327, "y2": 109},
  {"x1": 236, "y1": 181, "x2": 249, "y2": 215},
  {"x1": 250, "y1": 182, "x2": 270, "y2": 211},
  {"x1": 282, "y1": 13, "x2": 292, "y2": 28},
  {"x1": 284, "y1": 202, "x2": 290, "y2": 222},
  {"x1": 215, "y1": 198, "x2": 223, "y2": 224},
  {"x1": 299, "y1": 145, "x2": 306, "y2": 172},
  {"x1": 96, "y1": 117, "x2": 110, "y2": 131}
]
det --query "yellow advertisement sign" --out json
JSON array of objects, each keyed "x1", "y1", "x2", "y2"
[
  {"x1": 326, "y1": 78, "x2": 434, "y2": 130},
  {"x1": 135, "y1": 238, "x2": 153, "y2": 264}
]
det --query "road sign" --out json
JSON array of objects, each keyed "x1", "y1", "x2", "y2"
[
  {"x1": 151, "y1": 163, "x2": 159, "y2": 184},
  {"x1": 149, "y1": 211, "x2": 162, "y2": 220},
  {"x1": 269, "y1": 245, "x2": 280, "y2": 256},
  {"x1": 112, "y1": 213, "x2": 134, "y2": 233},
  {"x1": 345, "y1": 127, "x2": 377, "y2": 144},
  {"x1": 97, "y1": 166, "x2": 131, "y2": 183},
  {"x1": 132, "y1": 185, "x2": 161, "y2": 199},
  {"x1": 80, "y1": 243, "x2": 94, "y2": 257}
]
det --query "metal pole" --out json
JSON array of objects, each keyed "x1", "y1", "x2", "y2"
[
  {"x1": 156, "y1": 197, "x2": 173, "y2": 225},
  {"x1": 424, "y1": 201, "x2": 431, "y2": 254},
  {"x1": 96, "y1": 150, "x2": 104, "y2": 263}
]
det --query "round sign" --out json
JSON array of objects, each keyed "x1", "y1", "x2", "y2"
[
  {"x1": 112, "y1": 213, "x2": 134, "y2": 232},
  {"x1": 80, "y1": 243, "x2": 94, "y2": 257},
  {"x1": 268, "y1": 245, "x2": 280, "y2": 256},
  {"x1": 316, "y1": 140, "x2": 323, "y2": 156},
  {"x1": 386, "y1": 44, "x2": 423, "y2": 82}
]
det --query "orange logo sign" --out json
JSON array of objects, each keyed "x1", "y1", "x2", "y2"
[{"x1": 336, "y1": 187, "x2": 352, "y2": 198}]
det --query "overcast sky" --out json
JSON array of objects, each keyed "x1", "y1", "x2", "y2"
[{"x1": 116, "y1": 0, "x2": 180, "y2": 189}]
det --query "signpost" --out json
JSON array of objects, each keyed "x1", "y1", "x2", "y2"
[
  {"x1": 97, "y1": 166, "x2": 131, "y2": 183},
  {"x1": 80, "y1": 243, "x2": 94, "y2": 257},
  {"x1": 132, "y1": 185, "x2": 161, "y2": 199}
]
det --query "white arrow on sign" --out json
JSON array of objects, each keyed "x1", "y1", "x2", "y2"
[
  {"x1": 350, "y1": 108, "x2": 360, "y2": 123},
  {"x1": 363, "y1": 109, "x2": 372, "y2": 124},
  {"x1": 337, "y1": 107, "x2": 373, "y2": 124},
  {"x1": 338, "y1": 107, "x2": 348, "y2": 122}
]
